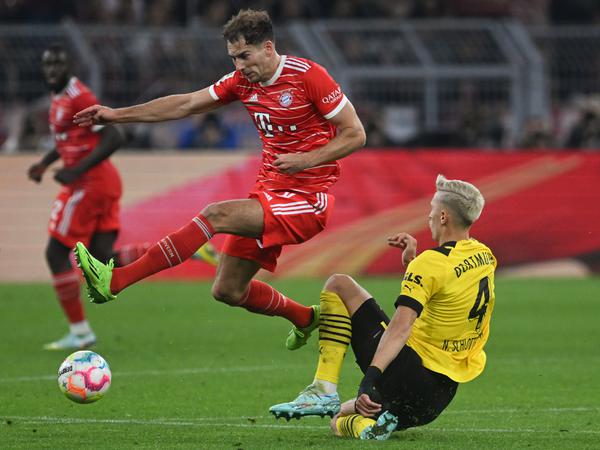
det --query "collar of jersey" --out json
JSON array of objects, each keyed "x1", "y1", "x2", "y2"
[
  {"x1": 441, "y1": 241, "x2": 457, "y2": 248},
  {"x1": 52, "y1": 76, "x2": 77, "y2": 98},
  {"x1": 260, "y1": 55, "x2": 286, "y2": 87}
]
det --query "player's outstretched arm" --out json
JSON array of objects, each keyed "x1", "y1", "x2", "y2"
[
  {"x1": 27, "y1": 148, "x2": 60, "y2": 183},
  {"x1": 273, "y1": 101, "x2": 366, "y2": 174},
  {"x1": 53, "y1": 125, "x2": 124, "y2": 185},
  {"x1": 73, "y1": 88, "x2": 221, "y2": 127}
]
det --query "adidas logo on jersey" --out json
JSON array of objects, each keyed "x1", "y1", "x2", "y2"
[{"x1": 248, "y1": 93, "x2": 259, "y2": 103}]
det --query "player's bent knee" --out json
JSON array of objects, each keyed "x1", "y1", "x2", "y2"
[
  {"x1": 324, "y1": 273, "x2": 355, "y2": 294},
  {"x1": 210, "y1": 283, "x2": 242, "y2": 306},
  {"x1": 200, "y1": 202, "x2": 226, "y2": 223}
]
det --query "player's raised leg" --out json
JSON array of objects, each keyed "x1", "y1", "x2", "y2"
[
  {"x1": 44, "y1": 238, "x2": 96, "y2": 350},
  {"x1": 211, "y1": 253, "x2": 315, "y2": 329},
  {"x1": 271, "y1": 274, "x2": 369, "y2": 419},
  {"x1": 76, "y1": 199, "x2": 259, "y2": 303},
  {"x1": 74, "y1": 205, "x2": 219, "y2": 303}
]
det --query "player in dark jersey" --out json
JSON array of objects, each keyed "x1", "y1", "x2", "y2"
[
  {"x1": 72, "y1": 10, "x2": 366, "y2": 348},
  {"x1": 28, "y1": 45, "x2": 215, "y2": 350},
  {"x1": 270, "y1": 175, "x2": 495, "y2": 441}
]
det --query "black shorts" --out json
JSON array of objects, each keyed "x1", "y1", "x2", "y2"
[{"x1": 351, "y1": 298, "x2": 459, "y2": 430}]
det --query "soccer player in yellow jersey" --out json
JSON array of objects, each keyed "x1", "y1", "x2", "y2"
[{"x1": 270, "y1": 174, "x2": 496, "y2": 440}]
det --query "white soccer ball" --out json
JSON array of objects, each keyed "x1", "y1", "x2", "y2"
[{"x1": 57, "y1": 350, "x2": 111, "y2": 404}]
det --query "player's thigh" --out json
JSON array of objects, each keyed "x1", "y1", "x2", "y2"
[
  {"x1": 350, "y1": 298, "x2": 391, "y2": 372},
  {"x1": 323, "y1": 274, "x2": 373, "y2": 316},
  {"x1": 211, "y1": 252, "x2": 261, "y2": 304},
  {"x1": 201, "y1": 199, "x2": 264, "y2": 237}
]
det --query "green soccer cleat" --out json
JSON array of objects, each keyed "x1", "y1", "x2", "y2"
[
  {"x1": 191, "y1": 242, "x2": 219, "y2": 266},
  {"x1": 43, "y1": 331, "x2": 97, "y2": 351},
  {"x1": 269, "y1": 384, "x2": 340, "y2": 420},
  {"x1": 74, "y1": 242, "x2": 117, "y2": 304},
  {"x1": 286, "y1": 305, "x2": 320, "y2": 350},
  {"x1": 359, "y1": 411, "x2": 398, "y2": 441}
]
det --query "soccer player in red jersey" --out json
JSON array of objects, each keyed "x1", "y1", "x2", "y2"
[
  {"x1": 27, "y1": 45, "x2": 154, "y2": 350},
  {"x1": 72, "y1": 9, "x2": 366, "y2": 349}
]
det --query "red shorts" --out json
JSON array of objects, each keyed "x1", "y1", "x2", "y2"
[
  {"x1": 222, "y1": 190, "x2": 334, "y2": 272},
  {"x1": 48, "y1": 187, "x2": 121, "y2": 248}
]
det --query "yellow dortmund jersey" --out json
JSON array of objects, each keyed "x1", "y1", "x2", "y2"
[{"x1": 396, "y1": 239, "x2": 496, "y2": 383}]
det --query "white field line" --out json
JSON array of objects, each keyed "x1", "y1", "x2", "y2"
[
  {"x1": 3, "y1": 416, "x2": 600, "y2": 435},
  {"x1": 444, "y1": 406, "x2": 600, "y2": 414},
  {"x1": 0, "y1": 364, "x2": 304, "y2": 383}
]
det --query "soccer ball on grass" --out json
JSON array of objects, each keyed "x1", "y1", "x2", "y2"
[{"x1": 57, "y1": 350, "x2": 111, "y2": 403}]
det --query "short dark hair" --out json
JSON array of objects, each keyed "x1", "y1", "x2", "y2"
[
  {"x1": 222, "y1": 9, "x2": 274, "y2": 45},
  {"x1": 43, "y1": 43, "x2": 69, "y2": 58}
]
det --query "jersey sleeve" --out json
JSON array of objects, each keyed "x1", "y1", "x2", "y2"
[
  {"x1": 208, "y1": 71, "x2": 240, "y2": 105},
  {"x1": 303, "y1": 62, "x2": 348, "y2": 120},
  {"x1": 395, "y1": 251, "x2": 445, "y2": 316}
]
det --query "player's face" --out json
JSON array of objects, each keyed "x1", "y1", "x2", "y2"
[
  {"x1": 227, "y1": 38, "x2": 274, "y2": 83},
  {"x1": 42, "y1": 50, "x2": 70, "y2": 92}
]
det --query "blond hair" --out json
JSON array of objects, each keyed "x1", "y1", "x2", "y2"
[{"x1": 434, "y1": 174, "x2": 485, "y2": 227}]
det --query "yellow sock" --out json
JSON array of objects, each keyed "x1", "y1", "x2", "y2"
[
  {"x1": 336, "y1": 414, "x2": 376, "y2": 438},
  {"x1": 314, "y1": 290, "x2": 352, "y2": 385}
]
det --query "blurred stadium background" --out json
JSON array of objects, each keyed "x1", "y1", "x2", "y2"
[{"x1": 1, "y1": 0, "x2": 600, "y2": 282}]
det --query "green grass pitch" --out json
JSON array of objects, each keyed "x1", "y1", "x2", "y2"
[{"x1": 1, "y1": 278, "x2": 599, "y2": 449}]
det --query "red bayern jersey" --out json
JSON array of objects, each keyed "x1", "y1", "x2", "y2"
[
  {"x1": 49, "y1": 77, "x2": 121, "y2": 195},
  {"x1": 209, "y1": 55, "x2": 349, "y2": 194}
]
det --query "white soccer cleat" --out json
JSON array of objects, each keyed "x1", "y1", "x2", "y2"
[
  {"x1": 269, "y1": 384, "x2": 340, "y2": 420},
  {"x1": 43, "y1": 332, "x2": 97, "y2": 351}
]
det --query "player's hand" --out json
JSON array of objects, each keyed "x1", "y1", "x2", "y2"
[
  {"x1": 27, "y1": 162, "x2": 47, "y2": 183},
  {"x1": 388, "y1": 232, "x2": 417, "y2": 267},
  {"x1": 356, "y1": 366, "x2": 383, "y2": 417},
  {"x1": 273, "y1": 153, "x2": 311, "y2": 174},
  {"x1": 73, "y1": 104, "x2": 115, "y2": 127},
  {"x1": 355, "y1": 393, "x2": 383, "y2": 417},
  {"x1": 53, "y1": 167, "x2": 83, "y2": 185}
]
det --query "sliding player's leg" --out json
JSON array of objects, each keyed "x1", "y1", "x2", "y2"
[
  {"x1": 333, "y1": 410, "x2": 398, "y2": 440},
  {"x1": 271, "y1": 274, "x2": 371, "y2": 419}
]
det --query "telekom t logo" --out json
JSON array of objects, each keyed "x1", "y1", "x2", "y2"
[{"x1": 253, "y1": 112, "x2": 274, "y2": 137}]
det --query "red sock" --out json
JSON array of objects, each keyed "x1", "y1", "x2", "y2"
[
  {"x1": 53, "y1": 269, "x2": 84, "y2": 324},
  {"x1": 237, "y1": 280, "x2": 312, "y2": 328},
  {"x1": 110, "y1": 214, "x2": 214, "y2": 293},
  {"x1": 114, "y1": 242, "x2": 152, "y2": 266}
]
